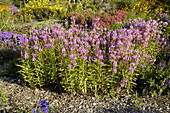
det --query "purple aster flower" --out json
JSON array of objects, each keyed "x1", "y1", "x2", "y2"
[
  {"x1": 166, "y1": 79, "x2": 170, "y2": 84},
  {"x1": 100, "y1": 62, "x2": 104, "y2": 66},
  {"x1": 93, "y1": 57, "x2": 98, "y2": 61},
  {"x1": 157, "y1": 14, "x2": 168, "y2": 18},
  {"x1": 73, "y1": 62, "x2": 77, "y2": 66},
  {"x1": 62, "y1": 53, "x2": 66, "y2": 57},
  {"x1": 49, "y1": 38, "x2": 54, "y2": 42},
  {"x1": 70, "y1": 54, "x2": 76, "y2": 60},
  {"x1": 130, "y1": 63, "x2": 135, "y2": 66},
  {"x1": 68, "y1": 64, "x2": 72, "y2": 69},
  {"x1": 45, "y1": 44, "x2": 55, "y2": 48},
  {"x1": 142, "y1": 64, "x2": 146, "y2": 67},
  {"x1": 152, "y1": 80, "x2": 156, "y2": 87},
  {"x1": 113, "y1": 61, "x2": 117, "y2": 67},
  {"x1": 153, "y1": 59, "x2": 156, "y2": 62},
  {"x1": 81, "y1": 56, "x2": 87, "y2": 60},
  {"x1": 161, "y1": 61, "x2": 166, "y2": 69},
  {"x1": 32, "y1": 53, "x2": 38, "y2": 57},
  {"x1": 33, "y1": 45, "x2": 39, "y2": 50},
  {"x1": 116, "y1": 87, "x2": 121, "y2": 92},
  {"x1": 32, "y1": 57, "x2": 36, "y2": 62},
  {"x1": 123, "y1": 78, "x2": 128, "y2": 82},
  {"x1": 18, "y1": 79, "x2": 21, "y2": 84},
  {"x1": 38, "y1": 48, "x2": 43, "y2": 52},
  {"x1": 120, "y1": 83, "x2": 125, "y2": 88},
  {"x1": 128, "y1": 66, "x2": 134, "y2": 74},
  {"x1": 62, "y1": 47, "x2": 66, "y2": 53},
  {"x1": 31, "y1": 36, "x2": 39, "y2": 41},
  {"x1": 131, "y1": 55, "x2": 138, "y2": 59},
  {"x1": 9, "y1": 6, "x2": 18, "y2": 14},
  {"x1": 112, "y1": 68, "x2": 117, "y2": 74},
  {"x1": 24, "y1": 51, "x2": 29, "y2": 59},
  {"x1": 98, "y1": 55, "x2": 103, "y2": 60}
]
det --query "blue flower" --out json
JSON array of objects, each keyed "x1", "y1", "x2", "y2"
[
  {"x1": 38, "y1": 99, "x2": 50, "y2": 113},
  {"x1": 32, "y1": 108, "x2": 40, "y2": 113}
]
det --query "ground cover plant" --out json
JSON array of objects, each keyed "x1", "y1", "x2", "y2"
[
  {"x1": 0, "y1": 0, "x2": 170, "y2": 112},
  {"x1": 0, "y1": 89, "x2": 8, "y2": 110}
]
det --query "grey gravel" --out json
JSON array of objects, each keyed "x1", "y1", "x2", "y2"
[{"x1": 0, "y1": 76, "x2": 169, "y2": 113}]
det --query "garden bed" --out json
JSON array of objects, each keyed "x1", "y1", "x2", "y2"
[{"x1": 0, "y1": 0, "x2": 170, "y2": 113}]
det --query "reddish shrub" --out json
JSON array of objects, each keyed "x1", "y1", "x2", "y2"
[{"x1": 69, "y1": 8, "x2": 128, "y2": 29}]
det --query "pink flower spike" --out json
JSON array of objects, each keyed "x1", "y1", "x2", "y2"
[
  {"x1": 116, "y1": 87, "x2": 121, "y2": 92},
  {"x1": 120, "y1": 83, "x2": 125, "y2": 88},
  {"x1": 124, "y1": 78, "x2": 128, "y2": 82},
  {"x1": 32, "y1": 57, "x2": 36, "y2": 62}
]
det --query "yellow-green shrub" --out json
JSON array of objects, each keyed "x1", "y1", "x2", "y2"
[
  {"x1": 132, "y1": 0, "x2": 169, "y2": 15},
  {"x1": 0, "y1": 5, "x2": 10, "y2": 12},
  {"x1": 20, "y1": 0, "x2": 65, "y2": 21},
  {"x1": 114, "y1": 0, "x2": 139, "y2": 11},
  {"x1": 19, "y1": 0, "x2": 94, "y2": 21}
]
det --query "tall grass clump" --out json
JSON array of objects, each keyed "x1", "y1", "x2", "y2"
[{"x1": 15, "y1": 16, "x2": 169, "y2": 96}]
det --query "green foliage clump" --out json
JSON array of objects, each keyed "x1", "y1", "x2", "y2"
[
  {"x1": 33, "y1": 19, "x2": 65, "y2": 29},
  {"x1": 113, "y1": 0, "x2": 139, "y2": 11},
  {"x1": 0, "y1": 0, "x2": 13, "y2": 5},
  {"x1": 137, "y1": 60, "x2": 170, "y2": 97},
  {"x1": 18, "y1": 7, "x2": 63, "y2": 21},
  {"x1": 135, "y1": 14, "x2": 170, "y2": 97},
  {"x1": 12, "y1": 0, "x2": 29, "y2": 8},
  {"x1": 0, "y1": 89, "x2": 8, "y2": 109}
]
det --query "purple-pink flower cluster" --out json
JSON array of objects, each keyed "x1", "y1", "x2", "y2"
[
  {"x1": 9, "y1": 5, "x2": 18, "y2": 14},
  {"x1": 116, "y1": 78, "x2": 128, "y2": 92},
  {"x1": 20, "y1": 17, "x2": 168, "y2": 74},
  {"x1": 0, "y1": 31, "x2": 26, "y2": 51}
]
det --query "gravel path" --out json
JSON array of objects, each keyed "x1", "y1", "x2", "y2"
[{"x1": 0, "y1": 76, "x2": 169, "y2": 113}]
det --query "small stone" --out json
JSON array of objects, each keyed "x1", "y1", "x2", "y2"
[
  {"x1": 79, "y1": 106, "x2": 82, "y2": 109},
  {"x1": 69, "y1": 105, "x2": 74, "y2": 108},
  {"x1": 93, "y1": 103, "x2": 97, "y2": 106},
  {"x1": 92, "y1": 97, "x2": 95, "y2": 100},
  {"x1": 26, "y1": 96, "x2": 31, "y2": 100}
]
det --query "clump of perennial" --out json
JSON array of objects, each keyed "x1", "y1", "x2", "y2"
[{"x1": 19, "y1": 16, "x2": 169, "y2": 95}]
